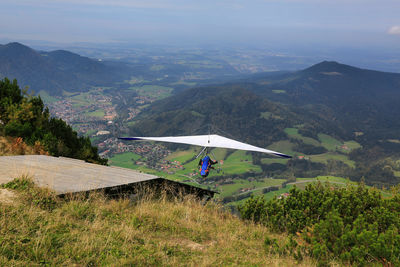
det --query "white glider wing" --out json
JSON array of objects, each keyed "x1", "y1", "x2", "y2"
[{"x1": 119, "y1": 134, "x2": 291, "y2": 158}]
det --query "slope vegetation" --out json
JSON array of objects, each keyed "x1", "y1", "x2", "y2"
[{"x1": 0, "y1": 178, "x2": 314, "y2": 266}]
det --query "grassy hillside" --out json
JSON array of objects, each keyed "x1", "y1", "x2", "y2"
[{"x1": 0, "y1": 178, "x2": 314, "y2": 266}]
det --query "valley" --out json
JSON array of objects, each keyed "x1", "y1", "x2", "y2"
[{"x1": 2, "y1": 43, "x2": 400, "y2": 207}]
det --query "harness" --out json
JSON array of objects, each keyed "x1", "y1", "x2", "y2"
[{"x1": 200, "y1": 155, "x2": 211, "y2": 176}]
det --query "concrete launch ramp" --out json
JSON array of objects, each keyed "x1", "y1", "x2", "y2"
[{"x1": 0, "y1": 155, "x2": 215, "y2": 198}]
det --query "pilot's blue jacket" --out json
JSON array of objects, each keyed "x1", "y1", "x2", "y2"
[{"x1": 200, "y1": 156, "x2": 211, "y2": 176}]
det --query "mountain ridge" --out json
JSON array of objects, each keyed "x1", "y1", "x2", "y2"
[{"x1": 0, "y1": 42, "x2": 132, "y2": 95}]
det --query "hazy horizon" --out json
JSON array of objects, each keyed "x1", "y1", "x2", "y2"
[
  {"x1": 2, "y1": 0, "x2": 400, "y2": 49},
  {"x1": 2, "y1": 0, "x2": 400, "y2": 72}
]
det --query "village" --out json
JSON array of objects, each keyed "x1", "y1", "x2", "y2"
[
  {"x1": 46, "y1": 87, "x2": 157, "y2": 136},
  {"x1": 97, "y1": 137, "x2": 189, "y2": 175}
]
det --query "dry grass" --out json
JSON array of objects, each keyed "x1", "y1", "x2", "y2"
[
  {"x1": 0, "y1": 178, "x2": 315, "y2": 266},
  {"x1": 0, "y1": 136, "x2": 48, "y2": 156}
]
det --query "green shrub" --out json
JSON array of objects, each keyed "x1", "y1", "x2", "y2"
[{"x1": 239, "y1": 182, "x2": 400, "y2": 266}]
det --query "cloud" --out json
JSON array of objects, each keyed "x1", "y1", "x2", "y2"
[{"x1": 388, "y1": 26, "x2": 400, "y2": 35}]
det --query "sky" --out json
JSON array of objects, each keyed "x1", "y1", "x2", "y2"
[{"x1": 1, "y1": 0, "x2": 400, "y2": 50}]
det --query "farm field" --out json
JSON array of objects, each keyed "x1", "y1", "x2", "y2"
[
  {"x1": 129, "y1": 85, "x2": 173, "y2": 100},
  {"x1": 108, "y1": 152, "x2": 143, "y2": 169},
  {"x1": 85, "y1": 109, "x2": 105, "y2": 118},
  {"x1": 310, "y1": 153, "x2": 356, "y2": 168},
  {"x1": 267, "y1": 140, "x2": 295, "y2": 156},
  {"x1": 284, "y1": 128, "x2": 320, "y2": 146},
  {"x1": 38, "y1": 90, "x2": 59, "y2": 103}
]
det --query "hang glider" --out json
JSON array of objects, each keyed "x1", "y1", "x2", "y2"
[{"x1": 118, "y1": 134, "x2": 291, "y2": 158}]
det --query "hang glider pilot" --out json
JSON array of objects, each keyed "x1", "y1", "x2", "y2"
[{"x1": 198, "y1": 155, "x2": 218, "y2": 178}]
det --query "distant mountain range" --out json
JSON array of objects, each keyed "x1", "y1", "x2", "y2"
[{"x1": 0, "y1": 42, "x2": 132, "y2": 95}]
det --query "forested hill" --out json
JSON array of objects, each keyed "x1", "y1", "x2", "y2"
[
  {"x1": 0, "y1": 78, "x2": 106, "y2": 164},
  {"x1": 251, "y1": 61, "x2": 400, "y2": 109},
  {"x1": 249, "y1": 61, "x2": 400, "y2": 140},
  {"x1": 130, "y1": 85, "x2": 303, "y2": 148},
  {"x1": 0, "y1": 42, "x2": 131, "y2": 95}
]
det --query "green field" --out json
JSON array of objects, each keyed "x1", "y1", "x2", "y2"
[
  {"x1": 261, "y1": 157, "x2": 290, "y2": 164},
  {"x1": 282, "y1": 128, "x2": 363, "y2": 166},
  {"x1": 343, "y1": 140, "x2": 362, "y2": 151},
  {"x1": 166, "y1": 148, "x2": 197, "y2": 163},
  {"x1": 230, "y1": 185, "x2": 294, "y2": 207},
  {"x1": 70, "y1": 92, "x2": 92, "y2": 108},
  {"x1": 220, "y1": 150, "x2": 261, "y2": 175},
  {"x1": 219, "y1": 178, "x2": 285, "y2": 198},
  {"x1": 170, "y1": 80, "x2": 197, "y2": 86},
  {"x1": 62, "y1": 89, "x2": 112, "y2": 110},
  {"x1": 272, "y1": 90, "x2": 286, "y2": 94},
  {"x1": 318, "y1": 134, "x2": 342, "y2": 151},
  {"x1": 284, "y1": 128, "x2": 300, "y2": 137},
  {"x1": 62, "y1": 90, "x2": 75, "y2": 96},
  {"x1": 38, "y1": 90, "x2": 59, "y2": 103},
  {"x1": 85, "y1": 129, "x2": 97, "y2": 137},
  {"x1": 310, "y1": 153, "x2": 356, "y2": 168},
  {"x1": 85, "y1": 110, "x2": 105, "y2": 118},
  {"x1": 108, "y1": 152, "x2": 143, "y2": 169},
  {"x1": 284, "y1": 128, "x2": 320, "y2": 146},
  {"x1": 129, "y1": 85, "x2": 173, "y2": 100},
  {"x1": 297, "y1": 176, "x2": 351, "y2": 183},
  {"x1": 263, "y1": 185, "x2": 294, "y2": 201},
  {"x1": 268, "y1": 140, "x2": 295, "y2": 155}
]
